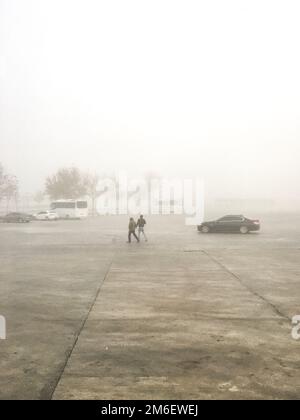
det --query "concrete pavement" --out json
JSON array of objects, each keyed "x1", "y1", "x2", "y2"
[{"x1": 0, "y1": 215, "x2": 299, "y2": 399}]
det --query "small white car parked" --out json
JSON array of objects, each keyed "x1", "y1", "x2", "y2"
[{"x1": 34, "y1": 211, "x2": 59, "y2": 221}]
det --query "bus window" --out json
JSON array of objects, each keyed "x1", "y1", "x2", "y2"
[
  {"x1": 77, "y1": 201, "x2": 88, "y2": 209},
  {"x1": 51, "y1": 202, "x2": 76, "y2": 209}
]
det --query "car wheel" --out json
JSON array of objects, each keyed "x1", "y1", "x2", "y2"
[
  {"x1": 201, "y1": 225, "x2": 210, "y2": 233},
  {"x1": 240, "y1": 226, "x2": 249, "y2": 234}
]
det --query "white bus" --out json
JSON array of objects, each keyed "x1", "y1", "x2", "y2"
[{"x1": 50, "y1": 199, "x2": 89, "y2": 219}]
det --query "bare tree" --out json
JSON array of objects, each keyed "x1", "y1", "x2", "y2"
[
  {"x1": 0, "y1": 164, "x2": 19, "y2": 211},
  {"x1": 45, "y1": 167, "x2": 87, "y2": 200},
  {"x1": 84, "y1": 173, "x2": 100, "y2": 217},
  {"x1": 0, "y1": 164, "x2": 6, "y2": 202},
  {"x1": 5, "y1": 176, "x2": 18, "y2": 212}
]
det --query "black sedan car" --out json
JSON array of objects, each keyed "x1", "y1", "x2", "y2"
[
  {"x1": 0, "y1": 212, "x2": 32, "y2": 223},
  {"x1": 198, "y1": 215, "x2": 260, "y2": 234}
]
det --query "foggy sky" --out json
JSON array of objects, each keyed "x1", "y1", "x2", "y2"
[{"x1": 1, "y1": 0, "x2": 300, "y2": 206}]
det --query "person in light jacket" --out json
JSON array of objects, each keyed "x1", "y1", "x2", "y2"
[{"x1": 137, "y1": 215, "x2": 148, "y2": 242}]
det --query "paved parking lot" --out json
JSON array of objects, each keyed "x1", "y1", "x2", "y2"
[{"x1": 0, "y1": 215, "x2": 299, "y2": 399}]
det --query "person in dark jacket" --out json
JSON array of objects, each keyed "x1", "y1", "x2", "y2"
[
  {"x1": 127, "y1": 218, "x2": 139, "y2": 243},
  {"x1": 137, "y1": 215, "x2": 148, "y2": 241}
]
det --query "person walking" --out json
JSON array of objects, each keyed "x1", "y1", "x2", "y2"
[
  {"x1": 127, "y1": 217, "x2": 139, "y2": 243},
  {"x1": 137, "y1": 215, "x2": 148, "y2": 242}
]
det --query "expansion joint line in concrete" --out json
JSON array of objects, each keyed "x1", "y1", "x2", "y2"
[
  {"x1": 48, "y1": 256, "x2": 115, "y2": 400},
  {"x1": 201, "y1": 250, "x2": 290, "y2": 322}
]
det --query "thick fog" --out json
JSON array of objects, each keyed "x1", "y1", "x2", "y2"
[{"x1": 1, "y1": 0, "x2": 300, "y2": 211}]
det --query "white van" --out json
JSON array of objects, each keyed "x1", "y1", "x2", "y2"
[{"x1": 50, "y1": 200, "x2": 88, "y2": 219}]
